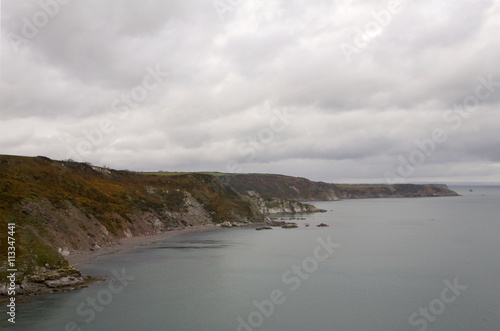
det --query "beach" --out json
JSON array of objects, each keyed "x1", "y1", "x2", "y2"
[{"x1": 67, "y1": 225, "x2": 218, "y2": 266}]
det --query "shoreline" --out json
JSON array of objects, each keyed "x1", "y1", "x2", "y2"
[
  {"x1": 67, "y1": 225, "x2": 218, "y2": 266},
  {"x1": 0, "y1": 226, "x2": 220, "y2": 302}
]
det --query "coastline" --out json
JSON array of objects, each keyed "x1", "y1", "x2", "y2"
[
  {"x1": 67, "y1": 225, "x2": 218, "y2": 266},
  {"x1": 0, "y1": 226, "x2": 219, "y2": 302}
]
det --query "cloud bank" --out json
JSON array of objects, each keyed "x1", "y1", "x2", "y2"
[{"x1": 1, "y1": 0, "x2": 499, "y2": 183}]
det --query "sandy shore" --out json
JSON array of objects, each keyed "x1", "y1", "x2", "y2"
[{"x1": 67, "y1": 225, "x2": 218, "y2": 266}]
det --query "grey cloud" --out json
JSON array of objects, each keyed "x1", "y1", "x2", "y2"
[{"x1": 1, "y1": 0, "x2": 499, "y2": 183}]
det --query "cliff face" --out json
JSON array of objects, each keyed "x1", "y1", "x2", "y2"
[
  {"x1": 0, "y1": 155, "x2": 264, "y2": 283},
  {"x1": 220, "y1": 174, "x2": 340, "y2": 201},
  {"x1": 0, "y1": 155, "x2": 459, "y2": 293},
  {"x1": 221, "y1": 174, "x2": 459, "y2": 201},
  {"x1": 250, "y1": 195, "x2": 325, "y2": 214}
]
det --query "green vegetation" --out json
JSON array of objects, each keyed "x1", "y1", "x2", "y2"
[
  {"x1": 0, "y1": 155, "x2": 458, "y2": 282},
  {"x1": 0, "y1": 155, "x2": 263, "y2": 280},
  {"x1": 140, "y1": 171, "x2": 229, "y2": 176},
  {"x1": 221, "y1": 174, "x2": 458, "y2": 201}
]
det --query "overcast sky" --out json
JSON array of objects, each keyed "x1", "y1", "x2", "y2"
[{"x1": 1, "y1": 0, "x2": 499, "y2": 184}]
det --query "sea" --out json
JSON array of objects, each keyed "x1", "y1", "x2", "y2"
[{"x1": 2, "y1": 186, "x2": 499, "y2": 331}]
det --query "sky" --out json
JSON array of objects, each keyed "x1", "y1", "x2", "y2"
[{"x1": 1, "y1": 0, "x2": 499, "y2": 184}]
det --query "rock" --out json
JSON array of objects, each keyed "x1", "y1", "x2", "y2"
[
  {"x1": 29, "y1": 274, "x2": 46, "y2": 283},
  {"x1": 19, "y1": 281, "x2": 35, "y2": 293},
  {"x1": 100, "y1": 225, "x2": 109, "y2": 236},
  {"x1": 267, "y1": 220, "x2": 286, "y2": 227},
  {"x1": 251, "y1": 196, "x2": 324, "y2": 215},
  {"x1": 0, "y1": 265, "x2": 94, "y2": 297},
  {"x1": 153, "y1": 219, "x2": 163, "y2": 230},
  {"x1": 58, "y1": 247, "x2": 70, "y2": 256},
  {"x1": 45, "y1": 276, "x2": 85, "y2": 288},
  {"x1": 282, "y1": 223, "x2": 298, "y2": 229},
  {"x1": 256, "y1": 227, "x2": 273, "y2": 231},
  {"x1": 0, "y1": 284, "x2": 7, "y2": 295}
]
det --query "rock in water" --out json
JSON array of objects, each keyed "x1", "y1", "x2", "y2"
[{"x1": 282, "y1": 223, "x2": 298, "y2": 229}]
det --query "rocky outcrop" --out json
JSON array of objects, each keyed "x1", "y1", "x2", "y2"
[
  {"x1": 251, "y1": 195, "x2": 326, "y2": 214},
  {"x1": 160, "y1": 191, "x2": 214, "y2": 229},
  {"x1": 221, "y1": 174, "x2": 459, "y2": 201},
  {"x1": 0, "y1": 266, "x2": 97, "y2": 297},
  {"x1": 281, "y1": 223, "x2": 299, "y2": 229}
]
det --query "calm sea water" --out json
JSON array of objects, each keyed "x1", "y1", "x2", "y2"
[{"x1": 3, "y1": 186, "x2": 500, "y2": 331}]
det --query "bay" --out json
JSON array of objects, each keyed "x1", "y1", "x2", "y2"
[{"x1": 4, "y1": 185, "x2": 500, "y2": 331}]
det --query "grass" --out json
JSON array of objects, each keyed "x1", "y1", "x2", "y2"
[
  {"x1": 0, "y1": 155, "x2": 266, "y2": 279},
  {"x1": 139, "y1": 171, "x2": 229, "y2": 176},
  {"x1": 0, "y1": 154, "x2": 457, "y2": 280}
]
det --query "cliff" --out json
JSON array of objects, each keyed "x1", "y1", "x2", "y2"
[
  {"x1": 220, "y1": 174, "x2": 459, "y2": 201},
  {"x1": 250, "y1": 195, "x2": 326, "y2": 214},
  {"x1": 0, "y1": 155, "x2": 458, "y2": 295},
  {"x1": 0, "y1": 155, "x2": 265, "y2": 293}
]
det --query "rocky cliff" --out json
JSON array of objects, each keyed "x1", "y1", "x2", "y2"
[
  {"x1": 0, "y1": 155, "x2": 458, "y2": 296},
  {"x1": 220, "y1": 174, "x2": 459, "y2": 201},
  {"x1": 247, "y1": 193, "x2": 326, "y2": 214},
  {"x1": 0, "y1": 155, "x2": 265, "y2": 293}
]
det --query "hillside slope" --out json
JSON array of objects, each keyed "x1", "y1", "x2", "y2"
[
  {"x1": 220, "y1": 174, "x2": 459, "y2": 201},
  {"x1": 0, "y1": 155, "x2": 265, "y2": 289},
  {"x1": 0, "y1": 155, "x2": 458, "y2": 295}
]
